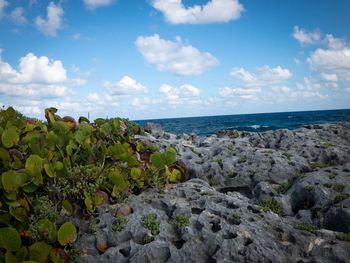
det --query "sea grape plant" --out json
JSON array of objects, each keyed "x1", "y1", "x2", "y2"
[{"x1": 0, "y1": 106, "x2": 185, "y2": 262}]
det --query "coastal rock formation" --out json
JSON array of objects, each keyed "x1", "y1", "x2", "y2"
[{"x1": 77, "y1": 121, "x2": 350, "y2": 263}]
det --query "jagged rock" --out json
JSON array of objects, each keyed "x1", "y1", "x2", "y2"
[{"x1": 75, "y1": 121, "x2": 350, "y2": 262}]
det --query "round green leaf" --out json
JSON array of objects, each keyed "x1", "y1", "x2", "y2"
[
  {"x1": 44, "y1": 164, "x2": 55, "y2": 178},
  {"x1": 5, "y1": 250, "x2": 20, "y2": 263},
  {"x1": 1, "y1": 171, "x2": 27, "y2": 193},
  {"x1": 57, "y1": 222, "x2": 77, "y2": 246},
  {"x1": 150, "y1": 152, "x2": 164, "y2": 169},
  {"x1": 25, "y1": 154, "x2": 43, "y2": 174},
  {"x1": 29, "y1": 242, "x2": 52, "y2": 263},
  {"x1": 169, "y1": 168, "x2": 182, "y2": 183},
  {"x1": 62, "y1": 199, "x2": 74, "y2": 215},
  {"x1": 1, "y1": 126, "x2": 19, "y2": 148},
  {"x1": 38, "y1": 219, "x2": 57, "y2": 243},
  {"x1": 25, "y1": 154, "x2": 43, "y2": 185},
  {"x1": 9, "y1": 206, "x2": 28, "y2": 222},
  {"x1": 163, "y1": 147, "x2": 177, "y2": 166},
  {"x1": 0, "y1": 227, "x2": 21, "y2": 251}
]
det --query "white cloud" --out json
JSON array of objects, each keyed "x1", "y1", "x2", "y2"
[
  {"x1": 159, "y1": 83, "x2": 200, "y2": 102},
  {"x1": 321, "y1": 73, "x2": 338, "y2": 82},
  {"x1": 151, "y1": 0, "x2": 243, "y2": 24},
  {"x1": 325, "y1": 34, "x2": 346, "y2": 50},
  {"x1": 271, "y1": 78, "x2": 327, "y2": 101},
  {"x1": 293, "y1": 26, "x2": 321, "y2": 45},
  {"x1": 35, "y1": 2, "x2": 63, "y2": 37},
  {"x1": 0, "y1": 0, "x2": 8, "y2": 18},
  {"x1": 307, "y1": 46, "x2": 350, "y2": 83},
  {"x1": 102, "y1": 75, "x2": 147, "y2": 95},
  {"x1": 230, "y1": 66, "x2": 292, "y2": 86},
  {"x1": 83, "y1": 0, "x2": 115, "y2": 10},
  {"x1": 219, "y1": 86, "x2": 261, "y2": 100},
  {"x1": 0, "y1": 51, "x2": 83, "y2": 99},
  {"x1": 135, "y1": 34, "x2": 218, "y2": 76},
  {"x1": 10, "y1": 7, "x2": 27, "y2": 24}
]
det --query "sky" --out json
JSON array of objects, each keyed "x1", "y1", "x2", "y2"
[{"x1": 0, "y1": 0, "x2": 349, "y2": 120}]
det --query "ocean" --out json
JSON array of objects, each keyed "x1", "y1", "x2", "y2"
[{"x1": 135, "y1": 109, "x2": 350, "y2": 137}]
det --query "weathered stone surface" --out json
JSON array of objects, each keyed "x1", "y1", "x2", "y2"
[{"x1": 76, "y1": 121, "x2": 350, "y2": 262}]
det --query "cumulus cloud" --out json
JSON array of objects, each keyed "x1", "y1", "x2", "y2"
[
  {"x1": 10, "y1": 7, "x2": 27, "y2": 24},
  {"x1": 0, "y1": 51, "x2": 83, "y2": 99},
  {"x1": 151, "y1": 0, "x2": 244, "y2": 24},
  {"x1": 159, "y1": 83, "x2": 200, "y2": 103},
  {"x1": 307, "y1": 41, "x2": 350, "y2": 83},
  {"x1": 230, "y1": 66, "x2": 292, "y2": 86},
  {"x1": 293, "y1": 26, "x2": 321, "y2": 45},
  {"x1": 135, "y1": 34, "x2": 218, "y2": 76},
  {"x1": 35, "y1": 2, "x2": 63, "y2": 37},
  {"x1": 102, "y1": 76, "x2": 147, "y2": 95},
  {"x1": 0, "y1": 0, "x2": 8, "y2": 18},
  {"x1": 271, "y1": 78, "x2": 327, "y2": 101},
  {"x1": 83, "y1": 0, "x2": 115, "y2": 10}
]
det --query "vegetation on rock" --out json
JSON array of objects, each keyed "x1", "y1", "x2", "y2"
[{"x1": 0, "y1": 106, "x2": 185, "y2": 261}]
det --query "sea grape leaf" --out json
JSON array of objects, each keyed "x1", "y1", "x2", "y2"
[
  {"x1": 22, "y1": 183, "x2": 38, "y2": 193},
  {"x1": 38, "y1": 219, "x2": 57, "y2": 243},
  {"x1": 150, "y1": 152, "x2": 164, "y2": 169},
  {"x1": 57, "y1": 222, "x2": 77, "y2": 246},
  {"x1": 44, "y1": 163, "x2": 55, "y2": 178},
  {"x1": 0, "y1": 147, "x2": 10, "y2": 162},
  {"x1": 169, "y1": 168, "x2": 182, "y2": 183},
  {"x1": 1, "y1": 171, "x2": 27, "y2": 193},
  {"x1": 100, "y1": 122, "x2": 112, "y2": 136},
  {"x1": 29, "y1": 242, "x2": 52, "y2": 263},
  {"x1": 163, "y1": 148, "x2": 177, "y2": 166},
  {"x1": 18, "y1": 197, "x2": 30, "y2": 211},
  {"x1": 1, "y1": 126, "x2": 19, "y2": 148},
  {"x1": 25, "y1": 154, "x2": 43, "y2": 174},
  {"x1": 84, "y1": 192, "x2": 94, "y2": 213},
  {"x1": 15, "y1": 247, "x2": 28, "y2": 262},
  {"x1": 78, "y1": 116, "x2": 90, "y2": 124},
  {"x1": 9, "y1": 206, "x2": 28, "y2": 222},
  {"x1": 109, "y1": 169, "x2": 128, "y2": 192},
  {"x1": 0, "y1": 227, "x2": 21, "y2": 251},
  {"x1": 62, "y1": 199, "x2": 74, "y2": 216},
  {"x1": 5, "y1": 250, "x2": 20, "y2": 263}
]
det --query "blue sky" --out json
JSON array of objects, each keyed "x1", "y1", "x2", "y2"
[{"x1": 0, "y1": 0, "x2": 349, "y2": 120}]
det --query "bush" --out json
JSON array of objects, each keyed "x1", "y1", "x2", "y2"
[
  {"x1": 0, "y1": 106, "x2": 185, "y2": 262},
  {"x1": 259, "y1": 198, "x2": 283, "y2": 215},
  {"x1": 173, "y1": 214, "x2": 190, "y2": 229}
]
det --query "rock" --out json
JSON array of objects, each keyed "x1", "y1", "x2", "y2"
[
  {"x1": 96, "y1": 232, "x2": 109, "y2": 253},
  {"x1": 74, "y1": 121, "x2": 350, "y2": 262},
  {"x1": 117, "y1": 204, "x2": 133, "y2": 217}
]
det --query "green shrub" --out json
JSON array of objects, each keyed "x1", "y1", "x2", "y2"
[
  {"x1": 259, "y1": 198, "x2": 283, "y2": 215},
  {"x1": 142, "y1": 214, "x2": 160, "y2": 235},
  {"x1": 174, "y1": 214, "x2": 190, "y2": 229},
  {"x1": 231, "y1": 212, "x2": 241, "y2": 221},
  {"x1": 296, "y1": 223, "x2": 318, "y2": 234},
  {"x1": 112, "y1": 216, "x2": 128, "y2": 232},
  {"x1": 0, "y1": 106, "x2": 184, "y2": 262},
  {"x1": 333, "y1": 184, "x2": 345, "y2": 193},
  {"x1": 334, "y1": 194, "x2": 349, "y2": 203},
  {"x1": 336, "y1": 233, "x2": 350, "y2": 242}
]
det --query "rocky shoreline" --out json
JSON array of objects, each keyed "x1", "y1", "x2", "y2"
[{"x1": 77, "y1": 121, "x2": 350, "y2": 263}]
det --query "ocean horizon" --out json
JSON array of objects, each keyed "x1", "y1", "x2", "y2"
[{"x1": 135, "y1": 108, "x2": 350, "y2": 136}]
